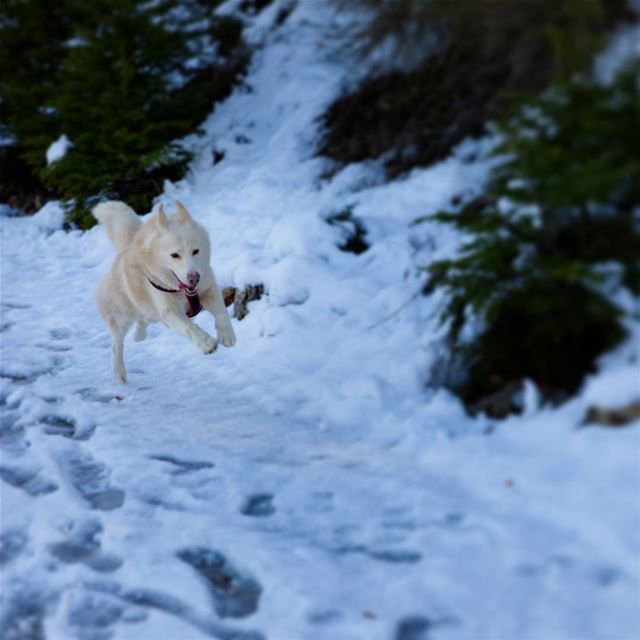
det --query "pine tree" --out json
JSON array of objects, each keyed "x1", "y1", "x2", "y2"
[
  {"x1": 0, "y1": 0, "x2": 81, "y2": 209},
  {"x1": 417, "y1": 63, "x2": 640, "y2": 413},
  {"x1": 0, "y1": 0, "x2": 246, "y2": 226}
]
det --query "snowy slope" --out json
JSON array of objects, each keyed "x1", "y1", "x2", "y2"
[{"x1": 2, "y1": 2, "x2": 639, "y2": 639}]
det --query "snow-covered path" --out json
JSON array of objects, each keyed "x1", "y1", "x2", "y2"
[
  {"x1": 2, "y1": 212, "x2": 639, "y2": 640},
  {"x1": 2, "y1": 2, "x2": 639, "y2": 639}
]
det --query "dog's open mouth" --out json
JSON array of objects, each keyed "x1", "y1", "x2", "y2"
[
  {"x1": 171, "y1": 270, "x2": 198, "y2": 295},
  {"x1": 175, "y1": 281, "x2": 198, "y2": 297}
]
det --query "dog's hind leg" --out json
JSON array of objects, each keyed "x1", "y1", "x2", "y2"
[
  {"x1": 133, "y1": 320, "x2": 147, "y2": 342},
  {"x1": 107, "y1": 318, "x2": 130, "y2": 383}
]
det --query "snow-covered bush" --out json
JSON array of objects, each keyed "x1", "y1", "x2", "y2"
[{"x1": 418, "y1": 63, "x2": 640, "y2": 414}]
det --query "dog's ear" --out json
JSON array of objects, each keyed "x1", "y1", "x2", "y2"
[
  {"x1": 175, "y1": 200, "x2": 193, "y2": 224},
  {"x1": 156, "y1": 203, "x2": 168, "y2": 229}
]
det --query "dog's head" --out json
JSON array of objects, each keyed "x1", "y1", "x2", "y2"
[{"x1": 144, "y1": 201, "x2": 212, "y2": 290}]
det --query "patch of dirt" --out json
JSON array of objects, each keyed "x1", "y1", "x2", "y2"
[
  {"x1": 223, "y1": 284, "x2": 264, "y2": 320},
  {"x1": 585, "y1": 400, "x2": 640, "y2": 427}
]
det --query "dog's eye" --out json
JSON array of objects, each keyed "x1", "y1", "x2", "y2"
[
  {"x1": 170, "y1": 252, "x2": 180, "y2": 259},
  {"x1": 192, "y1": 249, "x2": 199, "y2": 255}
]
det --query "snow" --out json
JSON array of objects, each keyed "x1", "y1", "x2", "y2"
[
  {"x1": 583, "y1": 364, "x2": 640, "y2": 410},
  {"x1": 595, "y1": 23, "x2": 640, "y2": 85},
  {"x1": 45, "y1": 134, "x2": 73, "y2": 166},
  {"x1": 31, "y1": 200, "x2": 66, "y2": 232},
  {"x1": 2, "y1": 1, "x2": 639, "y2": 639}
]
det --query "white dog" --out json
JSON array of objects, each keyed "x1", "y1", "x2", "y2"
[{"x1": 93, "y1": 200, "x2": 236, "y2": 383}]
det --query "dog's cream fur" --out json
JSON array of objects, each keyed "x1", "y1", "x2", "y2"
[{"x1": 94, "y1": 200, "x2": 236, "y2": 382}]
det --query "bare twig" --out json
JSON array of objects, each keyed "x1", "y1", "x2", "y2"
[{"x1": 366, "y1": 290, "x2": 421, "y2": 331}]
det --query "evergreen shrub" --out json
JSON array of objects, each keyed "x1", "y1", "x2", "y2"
[
  {"x1": 416, "y1": 64, "x2": 640, "y2": 413},
  {"x1": 0, "y1": 0, "x2": 248, "y2": 227}
]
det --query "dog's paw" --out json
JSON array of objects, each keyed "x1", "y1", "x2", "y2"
[
  {"x1": 197, "y1": 334, "x2": 218, "y2": 355},
  {"x1": 216, "y1": 323, "x2": 236, "y2": 348}
]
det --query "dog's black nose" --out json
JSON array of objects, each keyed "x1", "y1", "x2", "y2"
[{"x1": 187, "y1": 271, "x2": 200, "y2": 287}]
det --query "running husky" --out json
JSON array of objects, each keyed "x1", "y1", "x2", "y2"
[{"x1": 93, "y1": 200, "x2": 236, "y2": 383}]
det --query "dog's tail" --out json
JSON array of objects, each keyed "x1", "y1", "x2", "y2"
[{"x1": 92, "y1": 201, "x2": 142, "y2": 251}]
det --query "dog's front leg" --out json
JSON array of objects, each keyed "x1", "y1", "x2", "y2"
[
  {"x1": 201, "y1": 287, "x2": 236, "y2": 347},
  {"x1": 161, "y1": 309, "x2": 218, "y2": 354}
]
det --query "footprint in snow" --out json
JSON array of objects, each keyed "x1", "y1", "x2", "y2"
[
  {"x1": 395, "y1": 615, "x2": 458, "y2": 640},
  {"x1": 177, "y1": 547, "x2": 262, "y2": 619},
  {"x1": 0, "y1": 463, "x2": 58, "y2": 496},
  {"x1": 77, "y1": 388, "x2": 119, "y2": 404},
  {"x1": 66, "y1": 590, "x2": 128, "y2": 637},
  {"x1": 36, "y1": 342, "x2": 72, "y2": 352},
  {"x1": 0, "y1": 588, "x2": 47, "y2": 640},
  {"x1": 0, "y1": 409, "x2": 26, "y2": 446},
  {"x1": 0, "y1": 370, "x2": 49, "y2": 384},
  {"x1": 395, "y1": 616, "x2": 432, "y2": 640},
  {"x1": 307, "y1": 609, "x2": 342, "y2": 624},
  {"x1": 48, "y1": 518, "x2": 123, "y2": 573},
  {"x1": 148, "y1": 454, "x2": 215, "y2": 475},
  {"x1": 240, "y1": 493, "x2": 276, "y2": 517},
  {"x1": 41, "y1": 415, "x2": 95, "y2": 441},
  {"x1": 0, "y1": 529, "x2": 29, "y2": 566},
  {"x1": 367, "y1": 549, "x2": 422, "y2": 564},
  {"x1": 56, "y1": 445, "x2": 125, "y2": 511},
  {"x1": 50, "y1": 328, "x2": 71, "y2": 341},
  {"x1": 85, "y1": 580, "x2": 264, "y2": 640},
  {"x1": 593, "y1": 565, "x2": 621, "y2": 587},
  {"x1": 333, "y1": 543, "x2": 422, "y2": 564}
]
